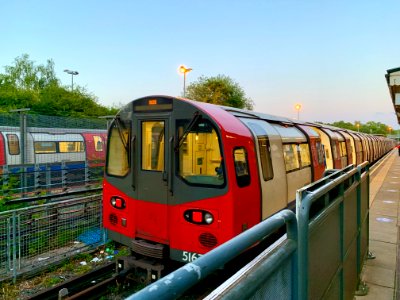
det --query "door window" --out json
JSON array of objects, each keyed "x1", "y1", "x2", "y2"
[
  {"x1": 142, "y1": 121, "x2": 165, "y2": 171},
  {"x1": 94, "y1": 136, "x2": 103, "y2": 151},
  {"x1": 258, "y1": 137, "x2": 273, "y2": 181}
]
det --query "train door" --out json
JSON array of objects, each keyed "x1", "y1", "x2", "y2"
[
  {"x1": 136, "y1": 118, "x2": 169, "y2": 201},
  {"x1": 134, "y1": 117, "x2": 170, "y2": 243},
  {"x1": 297, "y1": 125, "x2": 325, "y2": 181},
  {"x1": 312, "y1": 127, "x2": 332, "y2": 170},
  {"x1": 340, "y1": 131, "x2": 355, "y2": 165}
]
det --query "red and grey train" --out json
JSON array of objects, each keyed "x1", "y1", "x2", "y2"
[
  {"x1": 103, "y1": 95, "x2": 395, "y2": 263},
  {"x1": 0, "y1": 126, "x2": 107, "y2": 172}
]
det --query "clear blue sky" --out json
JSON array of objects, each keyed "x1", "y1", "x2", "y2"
[{"x1": 1, "y1": 0, "x2": 399, "y2": 128}]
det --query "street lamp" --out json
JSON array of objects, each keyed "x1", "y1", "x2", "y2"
[
  {"x1": 388, "y1": 126, "x2": 392, "y2": 136},
  {"x1": 295, "y1": 104, "x2": 302, "y2": 120},
  {"x1": 179, "y1": 65, "x2": 192, "y2": 97},
  {"x1": 356, "y1": 122, "x2": 360, "y2": 132},
  {"x1": 64, "y1": 69, "x2": 79, "y2": 91}
]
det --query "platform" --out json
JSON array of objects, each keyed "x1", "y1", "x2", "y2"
[{"x1": 355, "y1": 151, "x2": 400, "y2": 299}]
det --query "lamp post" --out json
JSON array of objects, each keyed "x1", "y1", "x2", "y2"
[
  {"x1": 388, "y1": 126, "x2": 392, "y2": 136},
  {"x1": 64, "y1": 69, "x2": 79, "y2": 91},
  {"x1": 295, "y1": 104, "x2": 302, "y2": 120},
  {"x1": 179, "y1": 65, "x2": 192, "y2": 97},
  {"x1": 356, "y1": 122, "x2": 360, "y2": 132}
]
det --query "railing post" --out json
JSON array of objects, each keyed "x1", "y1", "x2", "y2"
[
  {"x1": 339, "y1": 181, "x2": 345, "y2": 300},
  {"x1": 296, "y1": 190, "x2": 312, "y2": 300},
  {"x1": 355, "y1": 163, "x2": 369, "y2": 296},
  {"x1": 85, "y1": 160, "x2": 89, "y2": 186},
  {"x1": 3, "y1": 165, "x2": 9, "y2": 197},
  {"x1": 46, "y1": 165, "x2": 51, "y2": 195},
  {"x1": 61, "y1": 161, "x2": 67, "y2": 190},
  {"x1": 12, "y1": 211, "x2": 17, "y2": 283},
  {"x1": 34, "y1": 164, "x2": 41, "y2": 194}
]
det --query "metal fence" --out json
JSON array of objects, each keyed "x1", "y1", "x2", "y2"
[
  {"x1": 0, "y1": 195, "x2": 105, "y2": 282},
  {"x1": 297, "y1": 162, "x2": 369, "y2": 299},
  {"x1": 0, "y1": 112, "x2": 107, "y2": 129},
  {"x1": 0, "y1": 112, "x2": 108, "y2": 201},
  {"x1": 129, "y1": 162, "x2": 370, "y2": 300},
  {"x1": 0, "y1": 162, "x2": 104, "y2": 200}
]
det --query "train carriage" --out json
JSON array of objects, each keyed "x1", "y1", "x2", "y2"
[{"x1": 103, "y1": 95, "x2": 396, "y2": 266}]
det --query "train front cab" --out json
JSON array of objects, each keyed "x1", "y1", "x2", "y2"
[{"x1": 103, "y1": 96, "x2": 261, "y2": 263}]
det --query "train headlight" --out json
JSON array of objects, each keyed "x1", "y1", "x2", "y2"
[
  {"x1": 204, "y1": 213, "x2": 214, "y2": 224},
  {"x1": 184, "y1": 210, "x2": 214, "y2": 225},
  {"x1": 110, "y1": 196, "x2": 126, "y2": 209}
]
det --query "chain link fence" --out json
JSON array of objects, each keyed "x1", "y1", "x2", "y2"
[
  {"x1": 0, "y1": 195, "x2": 105, "y2": 282},
  {"x1": 0, "y1": 112, "x2": 110, "y2": 201}
]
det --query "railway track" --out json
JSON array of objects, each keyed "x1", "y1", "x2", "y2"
[{"x1": 28, "y1": 262, "x2": 119, "y2": 300}]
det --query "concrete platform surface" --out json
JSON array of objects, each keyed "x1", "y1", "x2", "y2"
[{"x1": 355, "y1": 151, "x2": 400, "y2": 300}]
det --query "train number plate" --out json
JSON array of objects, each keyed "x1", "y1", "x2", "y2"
[
  {"x1": 182, "y1": 251, "x2": 202, "y2": 262},
  {"x1": 170, "y1": 249, "x2": 202, "y2": 263}
]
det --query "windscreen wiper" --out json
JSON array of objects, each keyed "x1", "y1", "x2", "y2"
[
  {"x1": 114, "y1": 115, "x2": 129, "y2": 152},
  {"x1": 174, "y1": 111, "x2": 201, "y2": 152}
]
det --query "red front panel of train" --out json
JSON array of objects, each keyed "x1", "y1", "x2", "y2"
[{"x1": 103, "y1": 179, "x2": 244, "y2": 257}]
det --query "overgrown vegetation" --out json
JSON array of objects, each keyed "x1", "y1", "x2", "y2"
[{"x1": 0, "y1": 242, "x2": 129, "y2": 299}]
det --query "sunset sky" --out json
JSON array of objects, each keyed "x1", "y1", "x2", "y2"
[{"x1": 1, "y1": 0, "x2": 399, "y2": 128}]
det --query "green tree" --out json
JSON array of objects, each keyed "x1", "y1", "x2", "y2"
[
  {"x1": 325, "y1": 120, "x2": 394, "y2": 136},
  {"x1": 185, "y1": 75, "x2": 254, "y2": 110},
  {"x1": 0, "y1": 54, "x2": 118, "y2": 117},
  {"x1": 2, "y1": 54, "x2": 58, "y2": 91},
  {"x1": 330, "y1": 121, "x2": 357, "y2": 131}
]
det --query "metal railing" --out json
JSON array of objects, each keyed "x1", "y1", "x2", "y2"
[
  {"x1": 0, "y1": 162, "x2": 104, "y2": 202},
  {"x1": 0, "y1": 195, "x2": 105, "y2": 282},
  {"x1": 129, "y1": 210, "x2": 298, "y2": 300},
  {"x1": 128, "y1": 162, "x2": 370, "y2": 299}
]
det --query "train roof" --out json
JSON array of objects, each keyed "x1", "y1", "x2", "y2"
[{"x1": 123, "y1": 96, "x2": 394, "y2": 143}]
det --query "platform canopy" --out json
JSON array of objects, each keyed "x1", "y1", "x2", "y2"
[{"x1": 385, "y1": 67, "x2": 400, "y2": 125}]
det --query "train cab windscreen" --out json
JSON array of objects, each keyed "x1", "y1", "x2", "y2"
[
  {"x1": 176, "y1": 119, "x2": 225, "y2": 186},
  {"x1": 106, "y1": 117, "x2": 131, "y2": 177}
]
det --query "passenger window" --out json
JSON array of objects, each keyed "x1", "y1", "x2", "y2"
[
  {"x1": 142, "y1": 121, "x2": 164, "y2": 171},
  {"x1": 258, "y1": 137, "x2": 273, "y2": 181},
  {"x1": 234, "y1": 148, "x2": 250, "y2": 187},
  {"x1": 106, "y1": 121, "x2": 130, "y2": 177},
  {"x1": 59, "y1": 142, "x2": 84, "y2": 153},
  {"x1": 94, "y1": 136, "x2": 103, "y2": 151},
  {"x1": 7, "y1": 134, "x2": 20, "y2": 155},
  {"x1": 177, "y1": 119, "x2": 224, "y2": 186},
  {"x1": 299, "y1": 143, "x2": 311, "y2": 167},
  {"x1": 283, "y1": 144, "x2": 300, "y2": 172},
  {"x1": 34, "y1": 142, "x2": 56, "y2": 154}
]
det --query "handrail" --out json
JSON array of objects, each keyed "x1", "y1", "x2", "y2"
[{"x1": 128, "y1": 209, "x2": 297, "y2": 300}]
